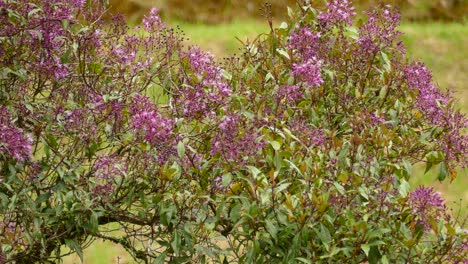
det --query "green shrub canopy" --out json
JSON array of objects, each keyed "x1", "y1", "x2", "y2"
[{"x1": 0, "y1": 0, "x2": 466, "y2": 263}]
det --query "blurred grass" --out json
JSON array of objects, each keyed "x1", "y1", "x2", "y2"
[
  {"x1": 111, "y1": 0, "x2": 468, "y2": 23},
  {"x1": 171, "y1": 19, "x2": 268, "y2": 56},
  {"x1": 63, "y1": 20, "x2": 467, "y2": 263}
]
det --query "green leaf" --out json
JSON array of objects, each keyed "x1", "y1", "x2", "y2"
[
  {"x1": 318, "y1": 224, "x2": 331, "y2": 250},
  {"x1": 177, "y1": 141, "x2": 185, "y2": 158},
  {"x1": 380, "y1": 51, "x2": 391, "y2": 72},
  {"x1": 437, "y1": 162, "x2": 448, "y2": 181},
  {"x1": 276, "y1": 48, "x2": 290, "y2": 60},
  {"x1": 333, "y1": 182, "x2": 345, "y2": 195},
  {"x1": 35, "y1": 193, "x2": 51, "y2": 205},
  {"x1": 398, "y1": 179, "x2": 410, "y2": 198},
  {"x1": 368, "y1": 246, "x2": 382, "y2": 264},
  {"x1": 270, "y1": 140, "x2": 281, "y2": 151},
  {"x1": 265, "y1": 220, "x2": 277, "y2": 241},
  {"x1": 247, "y1": 166, "x2": 262, "y2": 179},
  {"x1": 367, "y1": 228, "x2": 390, "y2": 239},
  {"x1": 358, "y1": 186, "x2": 369, "y2": 200},
  {"x1": 274, "y1": 181, "x2": 290, "y2": 194},
  {"x1": 171, "y1": 231, "x2": 181, "y2": 255},
  {"x1": 324, "y1": 69, "x2": 334, "y2": 80},
  {"x1": 87, "y1": 211, "x2": 99, "y2": 233},
  {"x1": 284, "y1": 159, "x2": 303, "y2": 176},
  {"x1": 222, "y1": 173, "x2": 232, "y2": 187},
  {"x1": 86, "y1": 141, "x2": 100, "y2": 160},
  {"x1": 88, "y1": 62, "x2": 103, "y2": 74},
  {"x1": 155, "y1": 252, "x2": 168, "y2": 264},
  {"x1": 65, "y1": 239, "x2": 83, "y2": 262},
  {"x1": 346, "y1": 26, "x2": 359, "y2": 40},
  {"x1": 379, "y1": 85, "x2": 388, "y2": 100},
  {"x1": 28, "y1": 8, "x2": 42, "y2": 18},
  {"x1": 361, "y1": 244, "x2": 370, "y2": 256},
  {"x1": 287, "y1": 7, "x2": 294, "y2": 18},
  {"x1": 221, "y1": 69, "x2": 232, "y2": 80},
  {"x1": 8, "y1": 164, "x2": 16, "y2": 177},
  {"x1": 402, "y1": 159, "x2": 412, "y2": 177},
  {"x1": 295, "y1": 258, "x2": 312, "y2": 264},
  {"x1": 425, "y1": 161, "x2": 434, "y2": 174},
  {"x1": 45, "y1": 134, "x2": 58, "y2": 148},
  {"x1": 265, "y1": 72, "x2": 275, "y2": 82}
]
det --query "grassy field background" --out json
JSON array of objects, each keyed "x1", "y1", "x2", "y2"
[{"x1": 63, "y1": 20, "x2": 468, "y2": 263}]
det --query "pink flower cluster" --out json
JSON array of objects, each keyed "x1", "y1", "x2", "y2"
[
  {"x1": 275, "y1": 85, "x2": 304, "y2": 103},
  {"x1": 0, "y1": 107, "x2": 33, "y2": 162},
  {"x1": 0, "y1": 0, "x2": 87, "y2": 79},
  {"x1": 92, "y1": 154, "x2": 127, "y2": 198},
  {"x1": 404, "y1": 63, "x2": 468, "y2": 167},
  {"x1": 292, "y1": 58, "x2": 324, "y2": 87},
  {"x1": 369, "y1": 112, "x2": 386, "y2": 125},
  {"x1": 358, "y1": 4, "x2": 402, "y2": 55},
  {"x1": 404, "y1": 63, "x2": 449, "y2": 125},
  {"x1": 288, "y1": 26, "x2": 321, "y2": 60},
  {"x1": 129, "y1": 95, "x2": 175, "y2": 147},
  {"x1": 408, "y1": 186, "x2": 448, "y2": 230},
  {"x1": 178, "y1": 47, "x2": 231, "y2": 117},
  {"x1": 291, "y1": 121, "x2": 326, "y2": 148},
  {"x1": 211, "y1": 114, "x2": 261, "y2": 162},
  {"x1": 143, "y1": 8, "x2": 165, "y2": 32},
  {"x1": 318, "y1": 0, "x2": 356, "y2": 27},
  {"x1": 94, "y1": 154, "x2": 127, "y2": 180},
  {"x1": 288, "y1": 26, "x2": 324, "y2": 87}
]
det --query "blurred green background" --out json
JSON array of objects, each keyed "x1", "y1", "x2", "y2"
[
  {"x1": 110, "y1": 0, "x2": 467, "y2": 23},
  {"x1": 64, "y1": 1, "x2": 467, "y2": 263}
]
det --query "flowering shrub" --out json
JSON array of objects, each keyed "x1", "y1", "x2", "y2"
[{"x1": 0, "y1": 0, "x2": 467, "y2": 263}]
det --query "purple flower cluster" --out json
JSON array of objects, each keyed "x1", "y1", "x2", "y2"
[
  {"x1": 292, "y1": 58, "x2": 324, "y2": 87},
  {"x1": 318, "y1": 0, "x2": 356, "y2": 27},
  {"x1": 94, "y1": 154, "x2": 127, "y2": 180},
  {"x1": 211, "y1": 114, "x2": 261, "y2": 162},
  {"x1": 408, "y1": 186, "x2": 448, "y2": 231},
  {"x1": 404, "y1": 63, "x2": 468, "y2": 167},
  {"x1": 0, "y1": 107, "x2": 33, "y2": 162},
  {"x1": 62, "y1": 107, "x2": 98, "y2": 142},
  {"x1": 129, "y1": 95, "x2": 175, "y2": 147},
  {"x1": 291, "y1": 121, "x2": 326, "y2": 148},
  {"x1": 404, "y1": 63, "x2": 450, "y2": 125},
  {"x1": 0, "y1": 0, "x2": 87, "y2": 79},
  {"x1": 369, "y1": 112, "x2": 386, "y2": 125},
  {"x1": 92, "y1": 154, "x2": 127, "y2": 198},
  {"x1": 110, "y1": 33, "x2": 159, "y2": 77},
  {"x1": 112, "y1": 36, "x2": 138, "y2": 66},
  {"x1": 441, "y1": 112, "x2": 468, "y2": 168},
  {"x1": 288, "y1": 26, "x2": 321, "y2": 60},
  {"x1": 275, "y1": 85, "x2": 304, "y2": 103},
  {"x1": 90, "y1": 94, "x2": 125, "y2": 126},
  {"x1": 142, "y1": 8, "x2": 165, "y2": 32},
  {"x1": 358, "y1": 4, "x2": 402, "y2": 55},
  {"x1": 288, "y1": 26, "x2": 324, "y2": 87},
  {"x1": 178, "y1": 47, "x2": 231, "y2": 117}
]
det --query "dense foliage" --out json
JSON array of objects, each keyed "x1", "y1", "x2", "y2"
[{"x1": 0, "y1": 0, "x2": 467, "y2": 263}]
